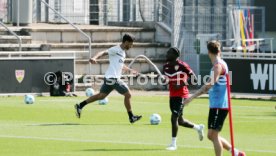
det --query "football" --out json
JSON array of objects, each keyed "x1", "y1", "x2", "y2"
[
  {"x1": 150, "y1": 113, "x2": 161, "y2": 125},
  {"x1": 24, "y1": 95, "x2": 35, "y2": 104},
  {"x1": 98, "y1": 98, "x2": 108, "y2": 105},
  {"x1": 85, "y1": 88, "x2": 95, "y2": 97}
]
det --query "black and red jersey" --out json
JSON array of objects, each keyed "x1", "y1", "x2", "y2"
[{"x1": 163, "y1": 60, "x2": 193, "y2": 98}]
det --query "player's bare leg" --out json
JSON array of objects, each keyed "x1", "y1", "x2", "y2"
[
  {"x1": 208, "y1": 129, "x2": 223, "y2": 156},
  {"x1": 167, "y1": 115, "x2": 205, "y2": 150},
  {"x1": 178, "y1": 116, "x2": 205, "y2": 141},
  {"x1": 123, "y1": 91, "x2": 142, "y2": 123},
  {"x1": 123, "y1": 91, "x2": 132, "y2": 112},
  {"x1": 219, "y1": 136, "x2": 232, "y2": 150},
  {"x1": 75, "y1": 93, "x2": 107, "y2": 118},
  {"x1": 86, "y1": 93, "x2": 107, "y2": 103},
  {"x1": 178, "y1": 116, "x2": 194, "y2": 128},
  {"x1": 208, "y1": 129, "x2": 246, "y2": 156},
  {"x1": 219, "y1": 136, "x2": 246, "y2": 156},
  {"x1": 171, "y1": 115, "x2": 179, "y2": 137},
  {"x1": 166, "y1": 115, "x2": 179, "y2": 150}
]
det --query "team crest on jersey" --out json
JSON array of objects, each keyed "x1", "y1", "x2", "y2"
[
  {"x1": 15, "y1": 70, "x2": 25, "y2": 83},
  {"x1": 174, "y1": 65, "x2": 179, "y2": 71}
]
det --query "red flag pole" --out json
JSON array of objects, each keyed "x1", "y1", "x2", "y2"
[{"x1": 226, "y1": 74, "x2": 235, "y2": 156}]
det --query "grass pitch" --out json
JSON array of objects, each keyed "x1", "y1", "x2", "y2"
[{"x1": 0, "y1": 95, "x2": 275, "y2": 156}]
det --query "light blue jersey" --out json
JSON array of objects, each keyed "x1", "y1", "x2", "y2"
[{"x1": 208, "y1": 59, "x2": 229, "y2": 109}]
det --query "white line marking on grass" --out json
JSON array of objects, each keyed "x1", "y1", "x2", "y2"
[{"x1": 0, "y1": 135, "x2": 275, "y2": 154}]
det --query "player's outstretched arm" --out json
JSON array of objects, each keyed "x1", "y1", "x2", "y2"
[
  {"x1": 123, "y1": 64, "x2": 138, "y2": 75},
  {"x1": 184, "y1": 84, "x2": 211, "y2": 105},
  {"x1": 89, "y1": 50, "x2": 108, "y2": 64},
  {"x1": 184, "y1": 64, "x2": 223, "y2": 105}
]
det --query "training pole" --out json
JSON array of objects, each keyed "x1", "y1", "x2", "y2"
[{"x1": 226, "y1": 74, "x2": 235, "y2": 156}]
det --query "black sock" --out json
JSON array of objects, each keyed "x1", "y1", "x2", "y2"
[
  {"x1": 79, "y1": 101, "x2": 88, "y2": 109},
  {"x1": 128, "y1": 111, "x2": 134, "y2": 118}
]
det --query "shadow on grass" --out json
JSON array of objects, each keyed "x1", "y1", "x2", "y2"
[{"x1": 82, "y1": 148, "x2": 164, "y2": 152}]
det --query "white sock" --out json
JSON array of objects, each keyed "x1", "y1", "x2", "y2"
[
  {"x1": 229, "y1": 148, "x2": 239, "y2": 156},
  {"x1": 172, "y1": 137, "x2": 177, "y2": 146},
  {"x1": 193, "y1": 124, "x2": 200, "y2": 131}
]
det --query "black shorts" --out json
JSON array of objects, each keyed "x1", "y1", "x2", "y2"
[
  {"x1": 100, "y1": 78, "x2": 129, "y2": 95},
  {"x1": 169, "y1": 97, "x2": 185, "y2": 117},
  {"x1": 208, "y1": 108, "x2": 228, "y2": 131}
]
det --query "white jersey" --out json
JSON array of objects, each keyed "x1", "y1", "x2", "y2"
[{"x1": 104, "y1": 45, "x2": 126, "y2": 78}]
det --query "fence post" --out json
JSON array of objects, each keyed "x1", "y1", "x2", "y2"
[
  {"x1": 17, "y1": 0, "x2": 19, "y2": 27},
  {"x1": 154, "y1": 0, "x2": 158, "y2": 22},
  {"x1": 117, "y1": 0, "x2": 120, "y2": 22},
  {"x1": 132, "y1": 0, "x2": 136, "y2": 22},
  {"x1": 7, "y1": 0, "x2": 12, "y2": 22},
  {"x1": 171, "y1": 0, "x2": 175, "y2": 46},
  {"x1": 45, "y1": 0, "x2": 49, "y2": 22},
  {"x1": 36, "y1": 0, "x2": 41, "y2": 23},
  {"x1": 261, "y1": 7, "x2": 265, "y2": 38},
  {"x1": 103, "y1": 0, "x2": 108, "y2": 25},
  {"x1": 123, "y1": 0, "x2": 130, "y2": 21}
]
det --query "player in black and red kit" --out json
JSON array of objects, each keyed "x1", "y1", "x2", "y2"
[{"x1": 163, "y1": 47, "x2": 205, "y2": 151}]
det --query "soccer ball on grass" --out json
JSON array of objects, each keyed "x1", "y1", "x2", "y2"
[
  {"x1": 85, "y1": 88, "x2": 95, "y2": 97},
  {"x1": 150, "y1": 113, "x2": 161, "y2": 125},
  {"x1": 98, "y1": 98, "x2": 108, "y2": 105},
  {"x1": 24, "y1": 94, "x2": 35, "y2": 104}
]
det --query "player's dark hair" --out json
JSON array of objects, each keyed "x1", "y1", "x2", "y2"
[
  {"x1": 207, "y1": 40, "x2": 221, "y2": 55},
  {"x1": 122, "y1": 33, "x2": 135, "y2": 43},
  {"x1": 169, "y1": 47, "x2": 180, "y2": 57}
]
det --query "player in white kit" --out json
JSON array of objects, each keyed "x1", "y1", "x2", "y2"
[{"x1": 74, "y1": 34, "x2": 142, "y2": 124}]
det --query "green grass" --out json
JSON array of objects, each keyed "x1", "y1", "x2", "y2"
[{"x1": 0, "y1": 95, "x2": 275, "y2": 156}]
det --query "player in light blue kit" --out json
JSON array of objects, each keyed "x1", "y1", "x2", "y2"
[{"x1": 184, "y1": 41, "x2": 246, "y2": 156}]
